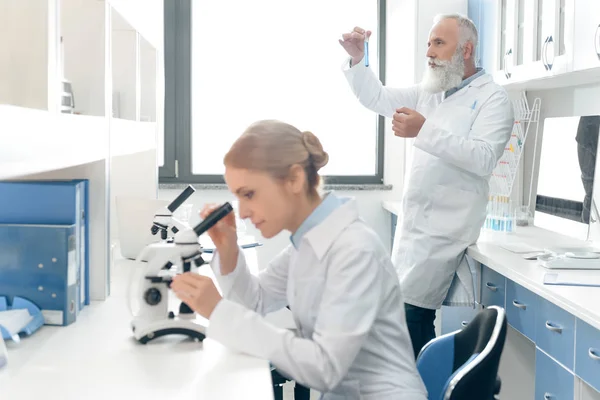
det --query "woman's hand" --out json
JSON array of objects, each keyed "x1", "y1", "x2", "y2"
[
  {"x1": 171, "y1": 273, "x2": 222, "y2": 319},
  {"x1": 200, "y1": 204, "x2": 239, "y2": 275}
]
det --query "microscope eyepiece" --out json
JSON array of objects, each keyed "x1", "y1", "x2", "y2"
[{"x1": 193, "y1": 202, "x2": 233, "y2": 237}]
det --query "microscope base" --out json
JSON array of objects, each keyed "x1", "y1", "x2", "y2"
[{"x1": 132, "y1": 317, "x2": 207, "y2": 344}]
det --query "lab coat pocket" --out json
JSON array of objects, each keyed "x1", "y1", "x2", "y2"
[{"x1": 425, "y1": 185, "x2": 483, "y2": 242}]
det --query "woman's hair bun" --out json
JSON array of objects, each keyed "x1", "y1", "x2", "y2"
[{"x1": 302, "y1": 131, "x2": 329, "y2": 170}]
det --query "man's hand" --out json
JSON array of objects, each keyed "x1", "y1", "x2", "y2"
[
  {"x1": 392, "y1": 107, "x2": 426, "y2": 138},
  {"x1": 338, "y1": 27, "x2": 371, "y2": 67}
]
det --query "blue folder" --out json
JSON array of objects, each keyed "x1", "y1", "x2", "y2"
[
  {"x1": 0, "y1": 224, "x2": 78, "y2": 326},
  {"x1": 0, "y1": 180, "x2": 89, "y2": 311}
]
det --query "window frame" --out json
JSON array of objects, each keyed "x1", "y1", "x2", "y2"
[{"x1": 159, "y1": 0, "x2": 387, "y2": 184}]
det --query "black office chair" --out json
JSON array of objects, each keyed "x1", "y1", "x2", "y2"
[
  {"x1": 271, "y1": 368, "x2": 311, "y2": 400},
  {"x1": 416, "y1": 306, "x2": 507, "y2": 400}
]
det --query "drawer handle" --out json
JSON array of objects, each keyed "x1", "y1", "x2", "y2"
[
  {"x1": 461, "y1": 321, "x2": 469, "y2": 327},
  {"x1": 589, "y1": 348, "x2": 600, "y2": 361},
  {"x1": 512, "y1": 300, "x2": 526, "y2": 310},
  {"x1": 544, "y1": 393, "x2": 554, "y2": 400},
  {"x1": 545, "y1": 321, "x2": 562, "y2": 334},
  {"x1": 485, "y1": 282, "x2": 498, "y2": 292}
]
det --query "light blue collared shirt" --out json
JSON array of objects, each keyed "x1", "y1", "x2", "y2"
[
  {"x1": 444, "y1": 67, "x2": 485, "y2": 99},
  {"x1": 290, "y1": 192, "x2": 342, "y2": 249}
]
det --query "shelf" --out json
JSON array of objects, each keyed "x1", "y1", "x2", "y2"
[
  {"x1": 500, "y1": 67, "x2": 600, "y2": 93},
  {"x1": 0, "y1": 105, "x2": 157, "y2": 180},
  {"x1": 0, "y1": 105, "x2": 107, "y2": 180}
]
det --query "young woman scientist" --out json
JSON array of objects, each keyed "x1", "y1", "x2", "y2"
[{"x1": 170, "y1": 120, "x2": 427, "y2": 400}]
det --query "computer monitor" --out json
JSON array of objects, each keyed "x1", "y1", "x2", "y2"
[{"x1": 534, "y1": 115, "x2": 600, "y2": 242}]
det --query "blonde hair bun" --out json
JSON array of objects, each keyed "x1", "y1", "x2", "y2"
[{"x1": 302, "y1": 131, "x2": 329, "y2": 170}]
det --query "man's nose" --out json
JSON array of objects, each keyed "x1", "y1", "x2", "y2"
[{"x1": 426, "y1": 47, "x2": 435, "y2": 59}]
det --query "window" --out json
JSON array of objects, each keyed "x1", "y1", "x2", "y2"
[{"x1": 160, "y1": 0, "x2": 386, "y2": 184}]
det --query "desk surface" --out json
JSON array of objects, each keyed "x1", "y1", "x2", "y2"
[
  {"x1": 469, "y1": 227, "x2": 600, "y2": 331},
  {"x1": 382, "y1": 200, "x2": 600, "y2": 331},
  {"x1": 0, "y1": 256, "x2": 274, "y2": 400}
]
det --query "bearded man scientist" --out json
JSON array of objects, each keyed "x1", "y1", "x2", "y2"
[{"x1": 339, "y1": 13, "x2": 514, "y2": 358}]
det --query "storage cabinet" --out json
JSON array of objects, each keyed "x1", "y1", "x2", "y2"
[
  {"x1": 572, "y1": 0, "x2": 600, "y2": 71},
  {"x1": 469, "y1": 0, "x2": 579, "y2": 89},
  {"x1": 535, "y1": 347, "x2": 575, "y2": 400},
  {"x1": 441, "y1": 305, "x2": 480, "y2": 334}
]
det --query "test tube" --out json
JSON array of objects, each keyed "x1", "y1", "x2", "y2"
[{"x1": 364, "y1": 34, "x2": 369, "y2": 67}]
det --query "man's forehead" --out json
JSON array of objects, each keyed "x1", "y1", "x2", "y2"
[{"x1": 430, "y1": 19, "x2": 459, "y2": 40}]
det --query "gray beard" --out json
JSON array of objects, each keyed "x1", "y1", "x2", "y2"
[{"x1": 420, "y1": 50, "x2": 465, "y2": 94}]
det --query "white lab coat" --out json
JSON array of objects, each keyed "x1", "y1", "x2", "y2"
[
  {"x1": 206, "y1": 198, "x2": 428, "y2": 400},
  {"x1": 343, "y1": 59, "x2": 514, "y2": 309}
]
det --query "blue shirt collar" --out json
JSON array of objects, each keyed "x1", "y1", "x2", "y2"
[
  {"x1": 290, "y1": 192, "x2": 342, "y2": 249},
  {"x1": 444, "y1": 67, "x2": 485, "y2": 98}
]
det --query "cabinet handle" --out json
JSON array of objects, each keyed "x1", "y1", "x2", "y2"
[
  {"x1": 512, "y1": 300, "x2": 526, "y2": 310},
  {"x1": 542, "y1": 36, "x2": 549, "y2": 71},
  {"x1": 504, "y1": 48, "x2": 512, "y2": 79},
  {"x1": 461, "y1": 321, "x2": 469, "y2": 327},
  {"x1": 485, "y1": 282, "x2": 498, "y2": 292},
  {"x1": 544, "y1": 394, "x2": 554, "y2": 400},
  {"x1": 595, "y1": 24, "x2": 600, "y2": 60},
  {"x1": 546, "y1": 35, "x2": 554, "y2": 71},
  {"x1": 545, "y1": 321, "x2": 563, "y2": 334},
  {"x1": 589, "y1": 348, "x2": 600, "y2": 361}
]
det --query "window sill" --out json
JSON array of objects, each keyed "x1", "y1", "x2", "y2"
[{"x1": 159, "y1": 183, "x2": 393, "y2": 191}]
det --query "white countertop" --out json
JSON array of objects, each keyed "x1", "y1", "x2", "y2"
[
  {"x1": 470, "y1": 227, "x2": 600, "y2": 331},
  {"x1": 382, "y1": 201, "x2": 600, "y2": 331},
  {"x1": 0, "y1": 254, "x2": 275, "y2": 400}
]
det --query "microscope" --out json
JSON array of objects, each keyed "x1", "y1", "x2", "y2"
[
  {"x1": 151, "y1": 185, "x2": 196, "y2": 241},
  {"x1": 131, "y1": 202, "x2": 233, "y2": 344}
]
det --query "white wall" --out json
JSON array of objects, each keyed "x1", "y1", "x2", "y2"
[
  {"x1": 61, "y1": 0, "x2": 106, "y2": 116},
  {"x1": 0, "y1": 0, "x2": 49, "y2": 110},
  {"x1": 111, "y1": 9, "x2": 137, "y2": 120},
  {"x1": 140, "y1": 37, "x2": 157, "y2": 122}
]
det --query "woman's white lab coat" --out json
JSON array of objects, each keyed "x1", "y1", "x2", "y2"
[
  {"x1": 206, "y1": 197, "x2": 428, "y2": 400},
  {"x1": 342, "y1": 60, "x2": 514, "y2": 310}
]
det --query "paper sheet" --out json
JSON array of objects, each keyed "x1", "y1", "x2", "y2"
[{"x1": 543, "y1": 270, "x2": 600, "y2": 287}]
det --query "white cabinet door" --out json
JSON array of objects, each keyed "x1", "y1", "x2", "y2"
[
  {"x1": 494, "y1": 0, "x2": 518, "y2": 84},
  {"x1": 540, "y1": 0, "x2": 572, "y2": 74},
  {"x1": 572, "y1": 0, "x2": 600, "y2": 71}
]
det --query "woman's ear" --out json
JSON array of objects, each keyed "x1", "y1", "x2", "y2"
[{"x1": 287, "y1": 164, "x2": 306, "y2": 195}]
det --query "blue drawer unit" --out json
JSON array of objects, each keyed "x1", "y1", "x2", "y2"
[
  {"x1": 536, "y1": 297, "x2": 575, "y2": 371},
  {"x1": 506, "y1": 280, "x2": 537, "y2": 341},
  {"x1": 535, "y1": 348, "x2": 575, "y2": 400},
  {"x1": 575, "y1": 319, "x2": 600, "y2": 392},
  {"x1": 441, "y1": 305, "x2": 480, "y2": 335},
  {"x1": 480, "y1": 265, "x2": 505, "y2": 308}
]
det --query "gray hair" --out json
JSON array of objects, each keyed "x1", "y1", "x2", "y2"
[{"x1": 433, "y1": 13, "x2": 478, "y2": 51}]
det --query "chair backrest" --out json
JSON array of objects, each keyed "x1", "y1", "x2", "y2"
[{"x1": 416, "y1": 306, "x2": 507, "y2": 400}]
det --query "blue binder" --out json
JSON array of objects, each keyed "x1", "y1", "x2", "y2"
[
  {"x1": 0, "y1": 180, "x2": 89, "y2": 311},
  {"x1": 0, "y1": 224, "x2": 78, "y2": 326}
]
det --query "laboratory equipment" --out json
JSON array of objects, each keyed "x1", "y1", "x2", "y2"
[
  {"x1": 130, "y1": 202, "x2": 233, "y2": 344},
  {"x1": 151, "y1": 185, "x2": 196, "y2": 241},
  {"x1": 534, "y1": 115, "x2": 600, "y2": 242},
  {"x1": 484, "y1": 92, "x2": 541, "y2": 233},
  {"x1": 364, "y1": 33, "x2": 369, "y2": 67},
  {"x1": 538, "y1": 252, "x2": 600, "y2": 270}
]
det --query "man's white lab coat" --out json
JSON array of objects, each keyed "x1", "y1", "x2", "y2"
[
  {"x1": 343, "y1": 60, "x2": 514, "y2": 309},
  {"x1": 207, "y1": 198, "x2": 427, "y2": 400}
]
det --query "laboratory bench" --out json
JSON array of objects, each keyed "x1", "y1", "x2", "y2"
[
  {"x1": 383, "y1": 201, "x2": 600, "y2": 400},
  {"x1": 0, "y1": 248, "x2": 275, "y2": 400}
]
